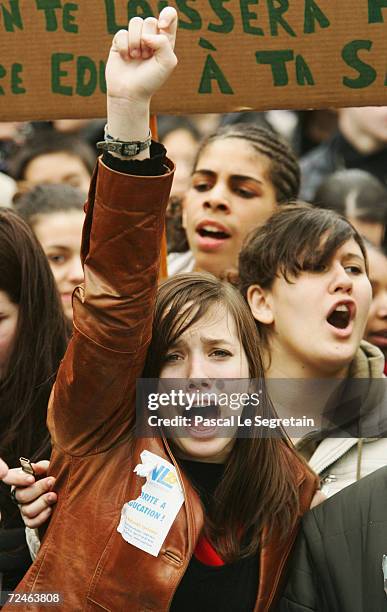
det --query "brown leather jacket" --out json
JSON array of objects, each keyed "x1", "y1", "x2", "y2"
[{"x1": 6, "y1": 159, "x2": 318, "y2": 612}]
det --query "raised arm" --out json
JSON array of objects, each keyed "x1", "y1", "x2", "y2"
[{"x1": 48, "y1": 10, "x2": 177, "y2": 456}]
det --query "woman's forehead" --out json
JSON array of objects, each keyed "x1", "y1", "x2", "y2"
[
  {"x1": 172, "y1": 302, "x2": 239, "y2": 343},
  {"x1": 195, "y1": 137, "x2": 270, "y2": 178}
]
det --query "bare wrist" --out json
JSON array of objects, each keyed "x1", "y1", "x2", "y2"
[
  {"x1": 107, "y1": 97, "x2": 150, "y2": 135},
  {"x1": 106, "y1": 97, "x2": 151, "y2": 160}
]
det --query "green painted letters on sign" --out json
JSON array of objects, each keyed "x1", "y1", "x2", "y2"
[
  {"x1": 127, "y1": 0, "x2": 154, "y2": 20},
  {"x1": 63, "y1": 2, "x2": 78, "y2": 33},
  {"x1": 368, "y1": 0, "x2": 387, "y2": 23},
  {"x1": 0, "y1": 65, "x2": 6, "y2": 94},
  {"x1": 35, "y1": 0, "x2": 61, "y2": 31},
  {"x1": 76, "y1": 56, "x2": 97, "y2": 96},
  {"x1": 255, "y1": 49, "x2": 294, "y2": 85},
  {"x1": 0, "y1": 1, "x2": 23, "y2": 32},
  {"x1": 199, "y1": 54, "x2": 234, "y2": 93},
  {"x1": 240, "y1": 0, "x2": 264, "y2": 36},
  {"x1": 267, "y1": 0, "x2": 296, "y2": 37},
  {"x1": 342, "y1": 40, "x2": 376, "y2": 88},
  {"x1": 208, "y1": 0, "x2": 234, "y2": 33},
  {"x1": 295, "y1": 54, "x2": 314, "y2": 84},
  {"x1": 304, "y1": 0, "x2": 330, "y2": 33},
  {"x1": 176, "y1": 0, "x2": 202, "y2": 30},
  {"x1": 103, "y1": 0, "x2": 126, "y2": 33},
  {"x1": 52, "y1": 52, "x2": 73, "y2": 95},
  {"x1": 11, "y1": 63, "x2": 25, "y2": 93}
]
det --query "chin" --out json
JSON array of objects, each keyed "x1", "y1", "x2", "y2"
[
  {"x1": 322, "y1": 346, "x2": 358, "y2": 375},
  {"x1": 176, "y1": 437, "x2": 234, "y2": 463}
]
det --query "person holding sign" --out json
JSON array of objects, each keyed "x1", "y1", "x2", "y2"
[{"x1": 3, "y1": 9, "x2": 318, "y2": 611}]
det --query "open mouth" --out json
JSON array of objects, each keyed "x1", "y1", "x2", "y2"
[
  {"x1": 197, "y1": 225, "x2": 230, "y2": 241},
  {"x1": 188, "y1": 403, "x2": 219, "y2": 419},
  {"x1": 326, "y1": 303, "x2": 354, "y2": 330}
]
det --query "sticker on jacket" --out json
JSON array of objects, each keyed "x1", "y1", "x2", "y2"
[{"x1": 117, "y1": 450, "x2": 184, "y2": 557}]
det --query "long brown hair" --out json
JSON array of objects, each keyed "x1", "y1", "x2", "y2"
[
  {"x1": 0, "y1": 209, "x2": 69, "y2": 526},
  {"x1": 144, "y1": 273, "x2": 308, "y2": 562}
]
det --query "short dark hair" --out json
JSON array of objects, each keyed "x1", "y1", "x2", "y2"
[
  {"x1": 195, "y1": 123, "x2": 300, "y2": 204},
  {"x1": 9, "y1": 133, "x2": 96, "y2": 181},
  {"x1": 240, "y1": 203, "x2": 368, "y2": 290},
  {"x1": 314, "y1": 169, "x2": 387, "y2": 224},
  {"x1": 239, "y1": 203, "x2": 368, "y2": 346},
  {"x1": 13, "y1": 183, "x2": 85, "y2": 228}
]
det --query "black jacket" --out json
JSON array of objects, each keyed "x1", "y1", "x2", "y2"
[
  {"x1": 279, "y1": 466, "x2": 387, "y2": 611},
  {"x1": 299, "y1": 132, "x2": 387, "y2": 202}
]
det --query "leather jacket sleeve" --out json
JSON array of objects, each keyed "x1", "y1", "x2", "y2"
[{"x1": 47, "y1": 156, "x2": 174, "y2": 456}]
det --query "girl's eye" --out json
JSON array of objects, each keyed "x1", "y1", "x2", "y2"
[
  {"x1": 235, "y1": 187, "x2": 256, "y2": 198},
  {"x1": 344, "y1": 265, "x2": 363, "y2": 275},
  {"x1": 193, "y1": 182, "x2": 210, "y2": 192},
  {"x1": 210, "y1": 349, "x2": 232, "y2": 358},
  {"x1": 47, "y1": 254, "x2": 66, "y2": 265},
  {"x1": 164, "y1": 353, "x2": 183, "y2": 362}
]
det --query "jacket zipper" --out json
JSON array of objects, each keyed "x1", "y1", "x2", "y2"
[{"x1": 315, "y1": 439, "x2": 358, "y2": 476}]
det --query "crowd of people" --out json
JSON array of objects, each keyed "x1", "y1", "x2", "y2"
[{"x1": 0, "y1": 8, "x2": 387, "y2": 611}]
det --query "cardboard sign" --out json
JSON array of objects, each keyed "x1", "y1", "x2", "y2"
[{"x1": 0, "y1": 0, "x2": 386, "y2": 120}]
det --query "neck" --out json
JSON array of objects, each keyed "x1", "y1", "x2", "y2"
[
  {"x1": 264, "y1": 345, "x2": 350, "y2": 432},
  {"x1": 265, "y1": 352, "x2": 349, "y2": 380},
  {"x1": 193, "y1": 255, "x2": 237, "y2": 280}
]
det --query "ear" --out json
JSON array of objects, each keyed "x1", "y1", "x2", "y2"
[{"x1": 246, "y1": 284, "x2": 274, "y2": 325}]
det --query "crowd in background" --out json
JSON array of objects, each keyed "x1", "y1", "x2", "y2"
[{"x1": 1, "y1": 96, "x2": 387, "y2": 609}]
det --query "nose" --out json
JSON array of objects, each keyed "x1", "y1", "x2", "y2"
[
  {"x1": 202, "y1": 183, "x2": 231, "y2": 214},
  {"x1": 328, "y1": 264, "x2": 353, "y2": 294},
  {"x1": 186, "y1": 357, "x2": 212, "y2": 390},
  {"x1": 187, "y1": 378, "x2": 211, "y2": 392},
  {"x1": 67, "y1": 255, "x2": 84, "y2": 284}
]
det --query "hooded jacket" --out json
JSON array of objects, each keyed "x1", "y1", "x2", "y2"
[
  {"x1": 296, "y1": 341, "x2": 387, "y2": 497},
  {"x1": 4, "y1": 158, "x2": 318, "y2": 612}
]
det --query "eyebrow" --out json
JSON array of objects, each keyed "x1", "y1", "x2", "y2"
[
  {"x1": 169, "y1": 337, "x2": 234, "y2": 349},
  {"x1": 44, "y1": 245, "x2": 72, "y2": 252},
  {"x1": 342, "y1": 253, "x2": 365, "y2": 263},
  {"x1": 193, "y1": 169, "x2": 263, "y2": 186}
]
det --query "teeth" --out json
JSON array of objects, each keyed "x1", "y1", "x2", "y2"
[
  {"x1": 335, "y1": 304, "x2": 349, "y2": 312},
  {"x1": 201, "y1": 225, "x2": 221, "y2": 233}
]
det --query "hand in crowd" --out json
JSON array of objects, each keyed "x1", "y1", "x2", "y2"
[
  {"x1": 2, "y1": 460, "x2": 56, "y2": 528},
  {"x1": 106, "y1": 6, "x2": 177, "y2": 148},
  {"x1": 107, "y1": 7, "x2": 177, "y2": 104}
]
